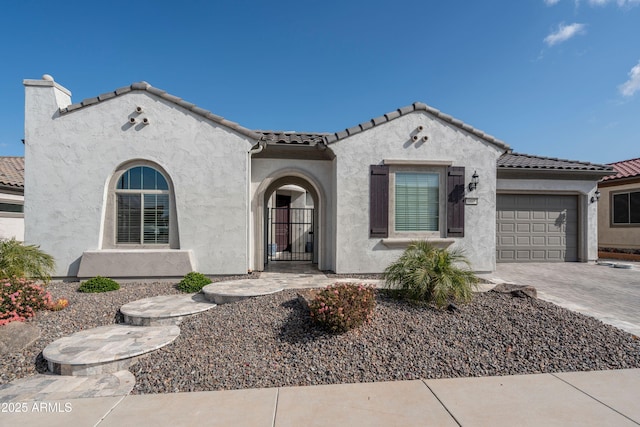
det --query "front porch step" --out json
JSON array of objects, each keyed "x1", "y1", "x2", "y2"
[
  {"x1": 202, "y1": 280, "x2": 284, "y2": 304},
  {"x1": 120, "y1": 293, "x2": 216, "y2": 326},
  {"x1": 43, "y1": 325, "x2": 180, "y2": 376}
]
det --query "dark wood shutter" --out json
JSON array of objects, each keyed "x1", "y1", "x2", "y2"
[
  {"x1": 370, "y1": 165, "x2": 389, "y2": 238},
  {"x1": 447, "y1": 166, "x2": 465, "y2": 237}
]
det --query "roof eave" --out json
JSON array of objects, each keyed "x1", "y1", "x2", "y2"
[
  {"x1": 323, "y1": 102, "x2": 511, "y2": 151},
  {"x1": 58, "y1": 82, "x2": 261, "y2": 141}
]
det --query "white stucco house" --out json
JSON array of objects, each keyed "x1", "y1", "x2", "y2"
[{"x1": 23, "y1": 75, "x2": 613, "y2": 279}]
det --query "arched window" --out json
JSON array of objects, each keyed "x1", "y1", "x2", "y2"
[{"x1": 115, "y1": 166, "x2": 170, "y2": 244}]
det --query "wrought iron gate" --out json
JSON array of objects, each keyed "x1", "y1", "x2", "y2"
[{"x1": 267, "y1": 207, "x2": 314, "y2": 261}]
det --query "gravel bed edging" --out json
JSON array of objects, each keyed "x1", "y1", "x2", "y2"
[{"x1": 2, "y1": 281, "x2": 639, "y2": 394}]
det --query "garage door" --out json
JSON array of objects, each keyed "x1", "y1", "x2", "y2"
[{"x1": 497, "y1": 194, "x2": 578, "y2": 262}]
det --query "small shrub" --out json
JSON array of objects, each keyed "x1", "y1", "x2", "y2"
[
  {"x1": 309, "y1": 283, "x2": 376, "y2": 333},
  {"x1": 0, "y1": 238, "x2": 55, "y2": 282},
  {"x1": 177, "y1": 272, "x2": 212, "y2": 293},
  {"x1": 78, "y1": 276, "x2": 120, "y2": 293},
  {"x1": 0, "y1": 277, "x2": 54, "y2": 325},
  {"x1": 383, "y1": 240, "x2": 478, "y2": 308},
  {"x1": 49, "y1": 298, "x2": 69, "y2": 311}
]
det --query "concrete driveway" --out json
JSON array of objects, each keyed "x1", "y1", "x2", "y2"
[{"x1": 478, "y1": 262, "x2": 640, "y2": 337}]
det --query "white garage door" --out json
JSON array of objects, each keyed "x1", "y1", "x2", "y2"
[{"x1": 497, "y1": 194, "x2": 578, "y2": 262}]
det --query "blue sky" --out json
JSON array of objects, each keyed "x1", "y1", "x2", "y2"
[{"x1": 0, "y1": 0, "x2": 638, "y2": 164}]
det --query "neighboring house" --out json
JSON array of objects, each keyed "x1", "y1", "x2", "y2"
[
  {"x1": 23, "y1": 75, "x2": 613, "y2": 278},
  {"x1": 0, "y1": 156, "x2": 25, "y2": 241},
  {"x1": 598, "y1": 157, "x2": 640, "y2": 259}
]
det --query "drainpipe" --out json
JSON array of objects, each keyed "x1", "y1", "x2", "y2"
[{"x1": 247, "y1": 139, "x2": 266, "y2": 272}]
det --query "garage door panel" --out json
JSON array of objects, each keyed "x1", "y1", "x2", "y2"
[
  {"x1": 531, "y1": 223, "x2": 546, "y2": 232},
  {"x1": 500, "y1": 236, "x2": 515, "y2": 245},
  {"x1": 497, "y1": 194, "x2": 578, "y2": 263},
  {"x1": 500, "y1": 223, "x2": 515, "y2": 233},
  {"x1": 531, "y1": 236, "x2": 545, "y2": 245}
]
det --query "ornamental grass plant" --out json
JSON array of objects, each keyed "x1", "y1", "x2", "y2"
[
  {"x1": 383, "y1": 240, "x2": 478, "y2": 308},
  {"x1": 0, "y1": 238, "x2": 55, "y2": 283}
]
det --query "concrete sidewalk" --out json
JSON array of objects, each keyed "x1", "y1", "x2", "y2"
[{"x1": 3, "y1": 369, "x2": 639, "y2": 427}]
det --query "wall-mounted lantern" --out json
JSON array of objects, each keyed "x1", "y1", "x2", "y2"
[{"x1": 468, "y1": 170, "x2": 479, "y2": 191}]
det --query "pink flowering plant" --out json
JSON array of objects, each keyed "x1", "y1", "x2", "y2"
[
  {"x1": 308, "y1": 283, "x2": 376, "y2": 333},
  {"x1": 0, "y1": 277, "x2": 67, "y2": 326}
]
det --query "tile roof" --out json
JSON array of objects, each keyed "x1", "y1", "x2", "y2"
[
  {"x1": 0, "y1": 157, "x2": 25, "y2": 189},
  {"x1": 258, "y1": 131, "x2": 328, "y2": 145},
  {"x1": 602, "y1": 157, "x2": 640, "y2": 181},
  {"x1": 59, "y1": 82, "x2": 261, "y2": 141},
  {"x1": 498, "y1": 152, "x2": 614, "y2": 173},
  {"x1": 322, "y1": 102, "x2": 511, "y2": 151}
]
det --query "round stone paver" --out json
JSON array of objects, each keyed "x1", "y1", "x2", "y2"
[
  {"x1": 120, "y1": 293, "x2": 216, "y2": 326},
  {"x1": 202, "y1": 280, "x2": 284, "y2": 304},
  {"x1": 0, "y1": 371, "x2": 135, "y2": 402},
  {"x1": 43, "y1": 324, "x2": 180, "y2": 376}
]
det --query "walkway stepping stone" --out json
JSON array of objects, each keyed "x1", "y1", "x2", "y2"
[
  {"x1": 43, "y1": 325, "x2": 180, "y2": 376},
  {"x1": 0, "y1": 371, "x2": 135, "y2": 402},
  {"x1": 202, "y1": 280, "x2": 284, "y2": 304},
  {"x1": 120, "y1": 293, "x2": 216, "y2": 326}
]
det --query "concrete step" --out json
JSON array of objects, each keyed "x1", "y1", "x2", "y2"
[
  {"x1": 202, "y1": 280, "x2": 284, "y2": 304},
  {"x1": 0, "y1": 371, "x2": 135, "y2": 402},
  {"x1": 120, "y1": 293, "x2": 216, "y2": 326},
  {"x1": 43, "y1": 325, "x2": 180, "y2": 376}
]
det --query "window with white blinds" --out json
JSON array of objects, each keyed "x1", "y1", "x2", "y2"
[
  {"x1": 395, "y1": 172, "x2": 439, "y2": 232},
  {"x1": 116, "y1": 166, "x2": 170, "y2": 244}
]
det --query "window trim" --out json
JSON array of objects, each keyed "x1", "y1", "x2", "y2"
[
  {"x1": 103, "y1": 161, "x2": 178, "y2": 249},
  {"x1": 388, "y1": 165, "x2": 446, "y2": 239},
  {"x1": 610, "y1": 189, "x2": 640, "y2": 227}
]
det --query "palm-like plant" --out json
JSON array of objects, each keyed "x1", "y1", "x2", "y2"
[
  {"x1": 383, "y1": 240, "x2": 478, "y2": 307},
  {"x1": 0, "y1": 238, "x2": 56, "y2": 282}
]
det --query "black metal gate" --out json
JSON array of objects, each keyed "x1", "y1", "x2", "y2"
[{"x1": 267, "y1": 207, "x2": 314, "y2": 261}]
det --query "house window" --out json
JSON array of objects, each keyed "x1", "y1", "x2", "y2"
[
  {"x1": 612, "y1": 191, "x2": 640, "y2": 225},
  {"x1": 370, "y1": 164, "x2": 464, "y2": 239},
  {"x1": 116, "y1": 166, "x2": 170, "y2": 244},
  {"x1": 395, "y1": 172, "x2": 439, "y2": 232},
  {"x1": 0, "y1": 202, "x2": 23, "y2": 214}
]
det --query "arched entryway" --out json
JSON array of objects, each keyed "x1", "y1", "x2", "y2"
[{"x1": 253, "y1": 171, "x2": 325, "y2": 271}]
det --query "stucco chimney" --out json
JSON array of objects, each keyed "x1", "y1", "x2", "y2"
[{"x1": 23, "y1": 74, "x2": 72, "y2": 121}]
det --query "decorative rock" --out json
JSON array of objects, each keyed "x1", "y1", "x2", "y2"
[{"x1": 491, "y1": 283, "x2": 537, "y2": 299}]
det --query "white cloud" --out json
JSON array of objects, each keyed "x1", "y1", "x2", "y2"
[
  {"x1": 544, "y1": 0, "x2": 561, "y2": 5},
  {"x1": 619, "y1": 61, "x2": 640, "y2": 97},
  {"x1": 544, "y1": 23, "x2": 587, "y2": 46},
  {"x1": 588, "y1": 0, "x2": 640, "y2": 6}
]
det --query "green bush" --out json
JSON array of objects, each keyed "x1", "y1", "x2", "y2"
[
  {"x1": 177, "y1": 272, "x2": 212, "y2": 293},
  {"x1": 78, "y1": 276, "x2": 120, "y2": 293},
  {"x1": 383, "y1": 240, "x2": 478, "y2": 308},
  {"x1": 0, "y1": 238, "x2": 55, "y2": 282},
  {"x1": 309, "y1": 283, "x2": 376, "y2": 333}
]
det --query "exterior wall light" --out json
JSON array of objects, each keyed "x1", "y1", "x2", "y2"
[
  {"x1": 468, "y1": 171, "x2": 479, "y2": 191},
  {"x1": 591, "y1": 190, "x2": 601, "y2": 203}
]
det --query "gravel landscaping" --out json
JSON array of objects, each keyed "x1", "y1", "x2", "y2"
[{"x1": 2, "y1": 280, "x2": 639, "y2": 393}]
